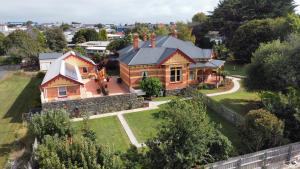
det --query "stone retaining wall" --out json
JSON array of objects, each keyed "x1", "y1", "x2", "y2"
[{"x1": 42, "y1": 93, "x2": 144, "y2": 115}]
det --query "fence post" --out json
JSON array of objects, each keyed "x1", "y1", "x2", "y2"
[
  {"x1": 237, "y1": 158, "x2": 242, "y2": 169},
  {"x1": 263, "y1": 151, "x2": 268, "y2": 168},
  {"x1": 287, "y1": 144, "x2": 293, "y2": 162}
]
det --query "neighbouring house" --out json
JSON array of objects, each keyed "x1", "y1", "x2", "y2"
[
  {"x1": 40, "y1": 51, "x2": 110, "y2": 103},
  {"x1": 118, "y1": 33, "x2": 225, "y2": 95},
  {"x1": 76, "y1": 41, "x2": 111, "y2": 55},
  {"x1": 39, "y1": 52, "x2": 63, "y2": 71}
]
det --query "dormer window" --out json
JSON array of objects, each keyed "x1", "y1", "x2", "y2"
[{"x1": 83, "y1": 67, "x2": 88, "y2": 73}]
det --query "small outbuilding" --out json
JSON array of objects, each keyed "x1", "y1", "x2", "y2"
[{"x1": 39, "y1": 52, "x2": 63, "y2": 71}]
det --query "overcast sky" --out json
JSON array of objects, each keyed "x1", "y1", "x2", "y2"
[{"x1": 0, "y1": 0, "x2": 300, "y2": 24}]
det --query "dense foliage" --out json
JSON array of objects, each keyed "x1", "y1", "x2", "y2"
[
  {"x1": 261, "y1": 88, "x2": 300, "y2": 141},
  {"x1": 122, "y1": 95, "x2": 233, "y2": 168},
  {"x1": 44, "y1": 28, "x2": 67, "y2": 52},
  {"x1": 245, "y1": 34, "x2": 300, "y2": 91},
  {"x1": 29, "y1": 109, "x2": 73, "y2": 141},
  {"x1": 241, "y1": 109, "x2": 284, "y2": 152},
  {"x1": 99, "y1": 29, "x2": 108, "y2": 41},
  {"x1": 176, "y1": 22, "x2": 196, "y2": 44},
  {"x1": 72, "y1": 28, "x2": 99, "y2": 44},
  {"x1": 140, "y1": 77, "x2": 163, "y2": 97},
  {"x1": 36, "y1": 136, "x2": 122, "y2": 169},
  {"x1": 0, "y1": 32, "x2": 6, "y2": 55}
]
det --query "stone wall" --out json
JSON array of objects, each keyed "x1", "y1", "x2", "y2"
[
  {"x1": 164, "y1": 89, "x2": 184, "y2": 96},
  {"x1": 42, "y1": 93, "x2": 144, "y2": 115}
]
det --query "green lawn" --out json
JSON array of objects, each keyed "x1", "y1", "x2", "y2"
[
  {"x1": 0, "y1": 72, "x2": 42, "y2": 168},
  {"x1": 73, "y1": 116, "x2": 130, "y2": 152},
  {"x1": 152, "y1": 96, "x2": 178, "y2": 101},
  {"x1": 124, "y1": 108, "x2": 243, "y2": 154},
  {"x1": 224, "y1": 63, "x2": 247, "y2": 77},
  {"x1": 211, "y1": 83, "x2": 261, "y2": 115}
]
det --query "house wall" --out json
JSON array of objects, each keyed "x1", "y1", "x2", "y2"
[
  {"x1": 129, "y1": 65, "x2": 165, "y2": 88},
  {"x1": 42, "y1": 76, "x2": 81, "y2": 101},
  {"x1": 64, "y1": 55, "x2": 95, "y2": 78}
]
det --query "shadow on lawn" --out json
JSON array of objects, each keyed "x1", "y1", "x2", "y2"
[
  {"x1": 4, "y1": 76, "x2": 42, "y2": 123},
  {"x1": 218, "y1": 98, "x2": 262, "y2": 115}
]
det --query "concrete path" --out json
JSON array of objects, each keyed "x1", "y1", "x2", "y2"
[
  {"x1": 206, "y1": 77, "x2": 241, "y2": 97},
  {"x1": 71, "y1": 78, "x2": 241, "y2": 148}
]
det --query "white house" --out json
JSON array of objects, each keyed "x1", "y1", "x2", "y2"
[
  {"x1": 39, "y1": 52, "x2": 63, "y2": 71},
  {"x1": 77, "y1": 41, "x2": 110, "y2": 54}
]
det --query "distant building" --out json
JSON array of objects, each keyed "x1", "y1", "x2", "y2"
[
  {"x1": 107, "y1": 33, "x2": 124, "y2": 40},
  {"x1": 0, "y1": 24, "x2": 8, "y2": 32},
  {"x1": 77, "y1": 41, "x2": 111, "y2": 54},
  {"x1": 205, "y1": 31, "x2": 224, "y2": 44},
  {"x1": 39, "y1": 52, "x2": 63, "y2": 71}
]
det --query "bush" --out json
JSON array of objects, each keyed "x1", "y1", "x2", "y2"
[
  {"x1": 241, "y1": 109, "x2": 285, "y2": 152},
  {"x1": 140, "y1": 77, "x2": 162, "y2": 97},
  {"x1": 36, "y1": 71, "x2": 45, "y2": 79}
]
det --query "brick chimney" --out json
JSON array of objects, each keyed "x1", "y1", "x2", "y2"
[
  {"x1": 133, "y1": 33, "x2": 139, "y2": 49},
  {"x1": 143, "y1": 33, "x2": 147, "y2": 41},
  {"x1": 151, "y1": 33, "x2": 156, "y2": 48},
  {"x1": 172, "y1": 29, "x2": 178, "y2": 38}
]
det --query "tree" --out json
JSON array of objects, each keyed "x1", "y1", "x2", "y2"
[
  {"x1": 241, "y1": 109, "x2": 284, "y2": 152},
  {"x1": 107, "y1": 38, "x2": 130, "y2": 53},
  {"x1": 143, "y1": 96, "x2": 233, "y2": 168},
  {"x1": 192, "y1": 12, "x2": 208, "y2": 24},
  {"x1": 211, "y1": 0, "x2": 295, "y2": 42},
  {"x1": 99, "y1": 29, "x2": 108, "y2": 41},
  {"x1": 44, "y1": 28, "x2": 67, "y2": 52},
  {"x1": 132, "y1": 25, "x2": 150, "y2": 39},
  {"x1": 4, "y1": 30, "x2": 40, "y2": 63},
  {"x1": 72, "y1": 28, "x2": 99, "y2": 43},
  {"x1": 29, "y1": 109, "x2": 74, "y2": 141},
  {"x1": 140, "y1": 77, "x2": 162, "y2": 97},
  {"x1": 244, "y1": 34, "x2": 300, "y2": 91},
  {"x1": 0, "y1": 32, "x2": 5, "y2": 55},
  {"x1": 230, "y1": 18, "x2": 289, "y2": 63},
  {"x1": 36, "y1": 136, "x2": 122, "y2": 169},
  {"x1": 176, "y1": 22, "x2": 196, "y2": 43},
  {"x1": 154, "y1": 24, "x2": 170, "y2": 36},
  {"x1": 60, "y1": 23, "x2": 71, "y2": 31}
]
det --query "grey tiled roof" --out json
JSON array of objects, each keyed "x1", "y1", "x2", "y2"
[
  {"x1": 39, "y1": 52, "x2": 63, "y2": 60},
  {"x1": 118, "y1": 36, "x2": 213, "y2": 66},
  {"x1": 190, "y1": 59, "x2": 225, "y2": 69}
]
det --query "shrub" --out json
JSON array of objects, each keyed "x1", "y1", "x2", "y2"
[
  {"x1": 140, "y1": 77, "x2": 162, "y2": 97},
  {"x1": 241, "y1": 109, "x2": 285, "y2": 152}
]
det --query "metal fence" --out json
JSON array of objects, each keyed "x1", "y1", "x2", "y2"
[
  {"x1": 202, "y1": 94, "x2": 245, "y2": 126},
  {"x1": 206, "y1": 142, "x2": 300, "y2": 169}
]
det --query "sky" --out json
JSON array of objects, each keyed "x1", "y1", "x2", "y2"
[{"x1": 0, "y1": 0, "x2": 300, "y2": 24}]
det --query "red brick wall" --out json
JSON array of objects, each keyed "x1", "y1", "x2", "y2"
[
  {"x1": 45, "y1": 85, "x2": 81, "y2": 100},
  {"x1": 165, "y1": 64, "x2": 189, "y2": 90}
]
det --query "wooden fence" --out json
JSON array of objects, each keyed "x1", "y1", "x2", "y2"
[{"x1": 206, "y1": 142, "x2": 300, "y2": 169}]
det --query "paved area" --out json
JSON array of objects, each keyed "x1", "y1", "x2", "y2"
[{"x1": 72, "y1": 78, "x2": 241, "y2": 148}]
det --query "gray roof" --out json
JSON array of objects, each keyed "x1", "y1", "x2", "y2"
[
  {"x1": 118, "y1": 36, "x2": 213, "y2": 66},
  {"x1": 190, "y1": 59, "x2": 225, "y2": 69},
  {"x1": 41, "y1": 51, "x2": 92, "y2": 85},
  {"x1": 39, "y1": 52, "x2": 63, "y2": 60}
]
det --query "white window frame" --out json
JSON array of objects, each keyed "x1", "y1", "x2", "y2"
[
  {"x1": 170, "y1": 67, "x2": 182, "y2": 82},
  {"x1": 141, "y1": 71, "x2": 148, "y2": 78},
  {"x1": 189, "y1": 70, "x2": 195, "y2": 80},
  {"x1": 58, "y1": 86, "x2": 67, "y2": 97}
]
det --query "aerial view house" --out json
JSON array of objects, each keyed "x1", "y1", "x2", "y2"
[
  {"x1": 39, "y1": 51, "x2": 115, "y2": 103},
  {"x1": 118, "y1": 33, "x2": 225, "y2": 94}
]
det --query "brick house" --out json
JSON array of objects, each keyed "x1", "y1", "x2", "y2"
[
  {"x1": 40, "y1": 51, "x2": 106, "y2": 102},
  {"x1": 118, "y1": 33, "x2": 225, "y2": 94}
]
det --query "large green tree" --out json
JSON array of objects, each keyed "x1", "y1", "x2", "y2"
[
  {"x1": 142, "y1": 96, "x2": 233, "y2": 168},
  {"x1": 72, "y1": 28, "x2": 99, "y2": 44},
  {"x1": 211, "y1": 0, "x2": 295, "y2": 41},
  {"x1": 4, "y1": 30, "x2": 40, "y2": 62},
  {"x1": 0, "y1": 32, "x2": 5, "y2": 55},
  {"x1": 192, "y1": 12, "x2": 208, "y2": 24},
  {"x1": 44, "y1": 28, "x2": 67, "y2": 52},
  {"x1": 230, "y1": 18, "x2": 290, "y2": 63},
  {"x1": 99, "y1": 29, "x2": 108, "y2": 41},
  {"x1": 245, "y1": 34, "x2": 300, "y2": 91},
  {"x1": 154, "y1": 24, "x2": 170, "y2": 36},
  {"x1": 176, "y1": 22, "x2": 196, "y2": 43},
  {"x1": 241, "y1": 109, "x2": 284, "y2": 152}
]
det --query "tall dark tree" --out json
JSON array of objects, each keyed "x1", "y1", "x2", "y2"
[
  {"x1": 0, "y1": 32, "x2": 5, "y2": 55},
  {"x1": 44, "y1": 28, "x2": 67, "y2": 52},
  {"x1": 72, "y1": 28, "x2": 99, "y2": 44}
]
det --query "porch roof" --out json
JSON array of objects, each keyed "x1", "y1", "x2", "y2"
[{"x1": 190, "y1": 59, "x2": 225, "y2": 69}]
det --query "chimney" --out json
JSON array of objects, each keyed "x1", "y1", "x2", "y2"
[
  {"x1": 151, "y1": 33, "x2": 156, "y2": 48},
  {"x1": 133, "y1": 33, "x2": 139, "y2": 49},
  {"x1": 172, "y1": 29, "x2": 178, "y2": 38},
  {"x1": 143, "y1": 33, "x2": 147, "y2": 41}
]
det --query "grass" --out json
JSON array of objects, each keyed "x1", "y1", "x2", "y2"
[
  {"x1": 73, "y1": 116, "x2": 130, "y2": 152},
  {"x1": 199, "y1": 80, "x2": 234, "y2": 95},
  {"x1": 211, "y1": 82, "x2": 261, "y2": 115},
  {"x1": 224, "y1": 63, "x2": 247, "y2": 77},
  {"x1": 152, "y1": 95, "x2": 178, "y2": 101},
  {"x1": 124, "y1": 108, "x2": 243, "y2": 154},
  {"x1": 0, "y1": 72, "x2": 42, "y2": 168}
]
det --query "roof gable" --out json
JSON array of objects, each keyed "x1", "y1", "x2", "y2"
[{"x1": 158, "y1": 49, "x2": 195, "y2": 66}]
